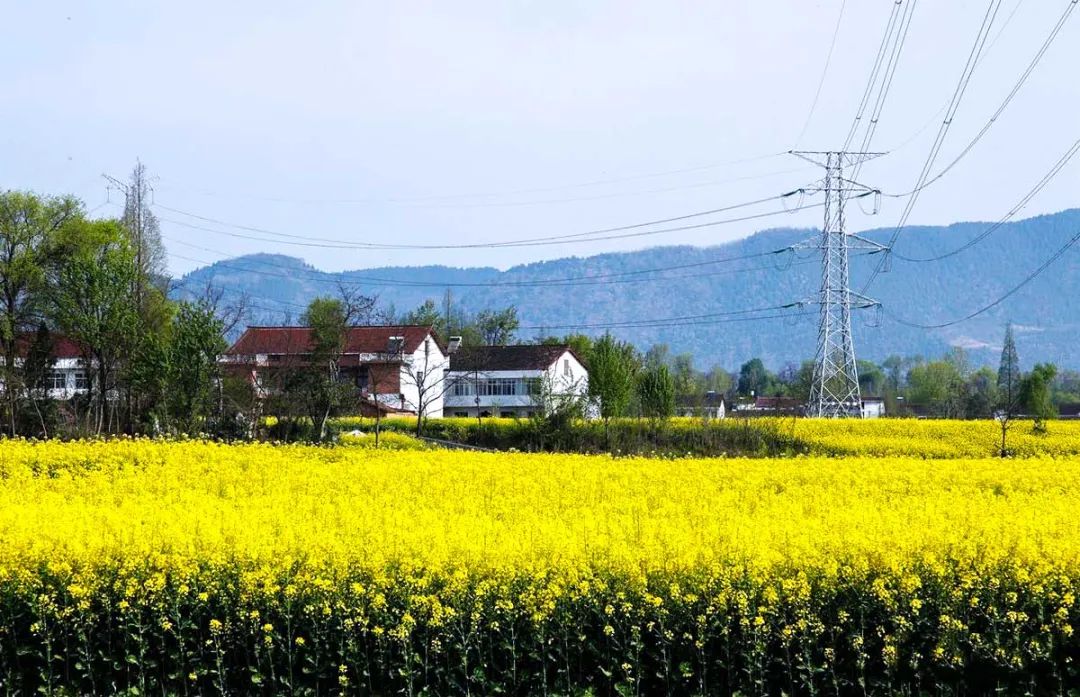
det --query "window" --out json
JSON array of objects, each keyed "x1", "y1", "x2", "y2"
[
  {"x1": 41, "y1": 371, "x2": 66, "y2": 390},
  {"x1": 452, "y1": 380, "x2": 473, "y2": 396},
  {"x1": 453, "y1": 411, "x2": 469, "y2": 417},
  {"x1": 499, "y1": 411, "x2": 516, "y2": 418},
  {"x1": 74, "y1": 371, "x2": 90, "y2": 391},
  {"x1": 563, "y1": 359, "x2": 571, "y2": 377},
  {"x1": 525, "y1": 378, "x2": 542, "y2": 395},
  {"x1": 355, "y1": 367, "x2": 370, "y2": 391},
  {"x1": 478, "y1": 378, "x2": 518, "y2": 396}
]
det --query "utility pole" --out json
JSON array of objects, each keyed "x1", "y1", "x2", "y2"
[
  {"x1": 790, "y1": 151, "x2": 885, "y2": 418},
  {"x1": 103, "y1": 161, "x2": 154, "y2": 313}
]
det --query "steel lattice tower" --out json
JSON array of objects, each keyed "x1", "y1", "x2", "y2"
[{"x1": 791, "y1": 151, "x2": 885, "y2": 418}]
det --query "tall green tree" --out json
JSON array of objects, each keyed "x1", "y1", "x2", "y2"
[
  {"x1": 997, "y1": 323, "x2": 1021, "y2": 412},
  {"x1": 49, "y1": 220, "x2": 140, "y2": 434},
  {"x1": 0, "y1": 191, "x2": 82, "y2": 434},
  {"x1": 1021, "y1": 363, "x2": 1057, "y2": 432},
  {"x1": 637, "y1": 362, "x2": 675, "y2": 419},
  {"x1": 587, "y1": 333, "x2": 638, "y2": 419},
  {"x1": 167, "y1": 300, "x2": 227, "y2": 434},
  {"x1": 737, "y1": 358, "x2": 775, "y2": 397},
  {"x1": 299, "y1": 297, "x2": 352, "y2": 442},
  {"x1": 474, "y1": 306, "x2": 519, "y2": 345}
]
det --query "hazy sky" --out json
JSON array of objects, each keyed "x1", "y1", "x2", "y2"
[{"x1": 3, "y1": 0, "x2": 1077, "y2": 275}]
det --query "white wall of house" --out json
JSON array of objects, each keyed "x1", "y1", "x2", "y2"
[
  {"x1": 399, "y1": 336, "x2": 448, "y2": 418},
  {"x1": 0, "y1": 357, "x2": 91, "y2": 400},
  {"x1": 444, "y1": 350, "x2": 589, "y2": 418}
]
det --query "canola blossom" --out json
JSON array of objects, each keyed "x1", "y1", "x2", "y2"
[
  {"x1": 0, "y1": 438, "x2": 1078, "y2": 693},
  {"x1": 335, "y1": 415, "x2": 1080, "y2": 458}
]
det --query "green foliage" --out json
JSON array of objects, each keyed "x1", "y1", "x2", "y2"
[
  {"x1": 997, "y1": 322, "x2": 1021, "y2": 412},
  {"x1": 474, "y1": 306, "x2": 519, "y2": 345},
  {"x1": 737, "y1": 357, "x2": 777, "y2": 397},
  {"x1": 48, "y1": 220, "x2": 141, "y2": 433},
  {"x1": 167, "y1": 301, "x2": 227, "y2": 433},
  {"x1": 1021, "y1": 362, "x2": 1058, "y2": 431},
  {"x1": 637, "y1": 363, "x2": 675, "y2": 419},
  {"x1": 587, "y1": 333, "x2": 638, "y2": 419}
]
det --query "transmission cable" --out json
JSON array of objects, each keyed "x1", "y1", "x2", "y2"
[
  {"x1": 885, "y1": 227, "x2": 1080, "y2": 329},
  {"x1": 880, "y1": 0, "x2": 1078, "y2": 199},
  {"x1": 861, "y1": 0, "x2": 1004, "y2": 294},
  {"x1": 891, "y1": 133, "x2": 1080, "y2": 262},
  {"x1": 153, "y1": 195, "x2": 822, "y2": 251},
  {"x1": 793, "y1": 0, "x2": 848, "y2": 148}
]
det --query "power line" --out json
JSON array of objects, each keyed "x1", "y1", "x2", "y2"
[
  {"x1": 153, "y1": 195, "x2": 822, "y2": 251},
  {"x1": 153, "y1": 152, "x2": 794, "y2": 207},
  {"x1": 793, "y1": 0, "x2": 848, "y2": 148},
  {"x1": 843, "y1": 0, "x2": 919, "y2": 153},
  {"x1": 518, "y1": 309, "x2": 814, "y2": 332},
  {"x1": 891, "y1": 133, "x2": 1080, "y2": 262},
  {"x1": 173, "y1": 261, "x2": 814, "y2": 331},
  {"x1": 885, "y1": 227, "x2": 1080, "y2": 329},
  {"x1": 165, "y1": 233, "x2": 845, "y2": 290},
  {"x1": 850, "y1": 0, "x2": 920, "y2": 157},
  {"x1": 880, "y1": 0, "x2": 1078, "y2": 199},
  {"x1": 861, "y1": 0, "x2": 1004, "y2": 294}
]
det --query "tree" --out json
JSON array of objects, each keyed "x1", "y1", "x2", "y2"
[
  {"x1": 671, "y1": 353, "x2": 697, "y2": 399},
  {"x1": 857, "y1": 360, "x2": 886, "y2": 397},
  {"x1": 167, "y1": 300, "x2": 227, "y2": 434},
  {"x1": 0, "y1": 191, "x2": 82, "y2": 435},
  {"x1": 996, "y1": 323, "x2": 1022, "y2": 455},
  {"x1": 997, "y1": 323, "x2": 1021, "y2": 409},
  {"x1": 637, "y1": 362, "x2": 675, "y2": 420},
  {"x1": 737, "y1": 358, "x2": 775, "y2": 397},
  {"x1": 702, "y1": 365, "x2": 735, "y2": 398},
  {"x1": 298, "y1": 290, "x2": 378, "y2": 441},
  {"x1": 399, "y1": 334, "x2": 451, "y2": 436},
  {"x1": 49, "y1": 220, "x2": 140, "y2": 434},
  {"x1": 587, "y1": 333, "x2": 638, "y2": 419},
  {"x1": 1021, "y1": 363, "x2": 1057, "y2": 432},
  {"x1": 963, "y1": 366, "x2": 998, "y2": 420},
  {"x1": 474, "y1": 307, "x2": 519, "y2": 345},
  {"x1": 116, "y1": 161, "x2": 168, "y2": 308},
  {"x1": 906, "y1": 360, "x2": 964, "y2": 417}
]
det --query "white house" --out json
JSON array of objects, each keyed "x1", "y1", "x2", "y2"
[
  {"x1": 2, "y1": 333, "x2": 92, "y2": 400},
  {"x1": 444, "y1": 345, "x2": 589, "y2": 418},
  {"x1": 861, "y1": 398, "x2": 886, "y2": 419},
  {"x1": 221, "y1": 325, "x2": 448, "y2": 418},
  {"x1": 676, "y1": 391, "x2": 726, "y2": 419}
]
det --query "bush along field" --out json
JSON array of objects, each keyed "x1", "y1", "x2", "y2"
[
  {"x1": 328, "y1": 415, "x2": 1080, "y2": 458},
  {"x1": 0, "y1": 439, "x2": 1079, "y2": 694}
]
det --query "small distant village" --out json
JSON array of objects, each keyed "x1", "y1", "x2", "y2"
[{"x1": 1, "y1": 166, "x2": 1075, "y2": 442}]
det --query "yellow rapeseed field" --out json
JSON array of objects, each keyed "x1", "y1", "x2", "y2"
[{"x1": 0, "y1": 438, "x2": 1078, "y2": 694}]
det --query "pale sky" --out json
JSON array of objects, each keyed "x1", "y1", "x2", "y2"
[{"x1": 3, "y1": 0, "x2": 1077, "y2": 274}]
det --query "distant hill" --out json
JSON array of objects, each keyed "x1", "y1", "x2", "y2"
[{"x1": 173, "y1": 208, "x2": 1080, "y2": 370}]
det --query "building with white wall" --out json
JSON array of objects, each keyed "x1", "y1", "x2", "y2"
[
  {"x1": 221, "y1": 325, "x2": 448, "y2": 418},
  {"x1": 444, "y1": 345, "x2": 588, "y2": 418}
]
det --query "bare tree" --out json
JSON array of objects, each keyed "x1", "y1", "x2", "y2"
[{"x1": 399, "y1": 335, "x2": 452, "y2": 436}]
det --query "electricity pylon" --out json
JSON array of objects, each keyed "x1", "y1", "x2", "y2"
[{"x1": 790, "y1": 151, "x2": 885, "y2": 418}]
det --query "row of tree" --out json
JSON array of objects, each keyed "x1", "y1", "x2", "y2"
[
  {"x1": 526, "y1": 323, "x2": 1064, "y2": 423},
  {"x1": 0, "y1": 172, "x2": 234, "y2": 437}
]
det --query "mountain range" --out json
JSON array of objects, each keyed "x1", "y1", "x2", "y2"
[{"x1": 173, "y1": 208, "x2": 1080, "y2": 370}]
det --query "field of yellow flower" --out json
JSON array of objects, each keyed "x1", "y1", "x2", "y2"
[
  {"x1": 336, "y1": 414, "x2": 1080, "y2": 458},
  {"x1": 0, "y1": 437, "x2": 1078, "y2": 694}
]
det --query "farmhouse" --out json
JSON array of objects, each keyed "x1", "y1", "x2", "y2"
[
  {"x1": 676, "y1": 391, "x2": 726, "y2": 419},
  {"x1": 445, "y1": 345, "x2": 588, "y2": 418},
  {"x1": 1, "y1": 333, "x2": 91, "y2": 400},
  {"x1": 220, "y1": 325, "x2": 448, "y2": 417}
]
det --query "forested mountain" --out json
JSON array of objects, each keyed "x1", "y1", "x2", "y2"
[{"x1": 174, "y1": 208, "x2": 1080, "y2": 370}]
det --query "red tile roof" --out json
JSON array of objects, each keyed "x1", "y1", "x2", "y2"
[
  {"x1": 14, "y1": 332, "x2": 85, "y2": 359},
  {"x1": 224, "y1": 325, "x2": 438, "y2": 357},
  {"x1": 449, "y1": 345, "x2": 577, "y2": 372}
]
